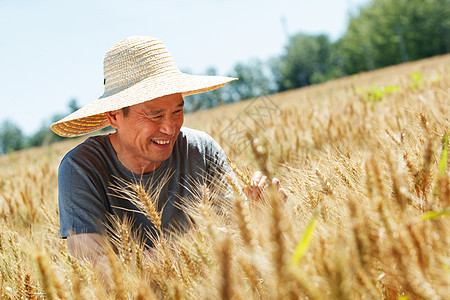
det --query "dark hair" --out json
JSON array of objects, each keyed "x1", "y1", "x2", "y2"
[{"x1": 122, "y1": 106, "x2": 130, "y2": 117}]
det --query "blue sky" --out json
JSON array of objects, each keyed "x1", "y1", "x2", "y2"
[{"x1": 0, "y1": 0, "x2": 369, "y2": 136}]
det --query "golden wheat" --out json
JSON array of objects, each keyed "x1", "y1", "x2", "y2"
[{"x1": 0, "y1": 54, "x2": 448, "y2": 299}]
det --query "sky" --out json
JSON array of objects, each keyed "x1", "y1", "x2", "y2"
[{"x1": 0, "y1": 0, "x2": 370, "y2": 136}]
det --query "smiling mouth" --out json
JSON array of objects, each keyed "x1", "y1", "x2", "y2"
[{"x1": 152, "y1": 139, "x2": 170, "y2": 145}]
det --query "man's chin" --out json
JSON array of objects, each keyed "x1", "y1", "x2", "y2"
[{"x1": 148, "y1": 147, "x2": 173, "y2": 162}]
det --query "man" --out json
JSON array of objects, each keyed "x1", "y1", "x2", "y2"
[{"x1": 52, "y1": 36, "x2": 283, "y2": 260}]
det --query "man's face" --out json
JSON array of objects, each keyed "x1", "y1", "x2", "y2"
[{"x1": 110, "y1": 93, "x2": 184, "y2": 173}]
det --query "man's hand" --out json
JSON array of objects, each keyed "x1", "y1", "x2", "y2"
[
  {"x1": 67, "y1": 233, "x2": 115, "y2": 286},
  {"x1": 67, "y1": 233, "x2": 109, "y2": 261},
  {"x1": 242, "y1": 171, "x2": 288, "y2": 201}
]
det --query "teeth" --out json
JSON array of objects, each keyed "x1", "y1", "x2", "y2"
[{"x1": 153, "y1": 140, "x2": 170, "y2": 145}]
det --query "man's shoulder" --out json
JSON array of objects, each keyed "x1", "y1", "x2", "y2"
[
  {"x1": 61, "y1": 134, "x2": 112, "y2": 165},
  {"x1": 178, "y1": 127, "x2": 218, "y2": 149},
  {"x1": 175, "y1": 127, "x2": 227, "y2": 164},
  {"x1": 180, "y1": 127, "x2": 209, "y2": 138}
]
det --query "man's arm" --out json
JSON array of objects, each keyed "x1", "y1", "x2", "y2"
[
  {"x1": 67, "y1": 233, "x2": 109, "y2": 260},
  {"x1": 67, "y1": 233, "x2": 115, "y2": 287}
]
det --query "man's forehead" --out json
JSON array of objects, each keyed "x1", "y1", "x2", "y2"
[{"x1": 134, "y1": 95, "x2": 184, "y2": 110}]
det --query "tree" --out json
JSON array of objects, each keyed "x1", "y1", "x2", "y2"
[
  {"x1": 0, "y1": 120, "x2": 25, "y2": 154},
  {"x1": 184, "y1": 67, "x2": 229, "y2": 112},
  {"x1": 68, "y1": 98, "x2": 81, "y2": 113},
  {"x1": 27, "y1": 112, "x2": 66, "y2": 148},
  {"x1": 185, "y1": 59, "x2": 276, "y2": 112},
  {"x1": 272, "y1": 33, "x2": 340, "y2": 91},
  {"x1": 338, "y1": 0, "x2": 450, "y2": 74},
  {"x1": 27, "y1": 102, "x2": 73, "y2": 148},
  {"x1": 227, "y1": 58, "x2": 275, "y2": 101}
]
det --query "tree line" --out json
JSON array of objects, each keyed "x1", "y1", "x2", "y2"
[
  {"x1": 1, "y1": 0, "x2": 448, "y2": 154},
  {"x1": 0, "y1": 99, "x2": 79, "y2": 154},
  {"x1": 185, "y1": 0, "x2": 449, "y2": 109}
]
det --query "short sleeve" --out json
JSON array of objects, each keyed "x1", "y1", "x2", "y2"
[
  {"x1": 58, "y1": 155, "x2": 109, "y2": 238},
  {"x1": 201, "y1": 132, "x2": 245, "y2": 203}
]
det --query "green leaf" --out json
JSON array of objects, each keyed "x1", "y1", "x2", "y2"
[
  {"x1": 411, "y1": 72, "x2": 422, "y2": 82},
  {"x1": 291, "y1": 210, "x2": 318, "y2": 266},
  {"x1": 411, "y1": 72, "x2": 423, "y2": 90},
  {"x1": 421, "y1": 209, "x2": 450, "y2": 220},
  {"x1": 398, "y1": 296, "x2": 409, "y2": 300},
  {"x1": 385, "y1": 85, "x2": 400, "y2": 93},
  {"x1": 357, "y1": 85, "x2": 400, "y2": 102},
  {"x1": 439, "y1": 134, "x2": 449, "y2": 175},
  {"x1": 444, "y1": 262, "x2": 450, "y2": 274}
]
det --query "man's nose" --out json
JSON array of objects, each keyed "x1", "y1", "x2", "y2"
[{"x1": 159, "y1": 116, "x2": 175, "y2": 135}]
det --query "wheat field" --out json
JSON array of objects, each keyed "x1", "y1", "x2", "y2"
[{"x1": 0, "y1": 54, "x2": 449, "y2": 299}]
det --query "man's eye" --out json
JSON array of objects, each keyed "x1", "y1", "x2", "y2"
[
  {"x1": 152, "y1": 115, "x2": 163, "y2": 120},
  {"x1": 173, "y1": 109, "x2": 183, "y2": 114}
]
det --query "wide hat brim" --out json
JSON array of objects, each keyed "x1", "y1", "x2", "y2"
[
  {"x1": 51, "y1": 71, "x2": 236, "y2": 137},
  {"x1": 51, "y1": 36, "x2": 237, "y2": 137}
]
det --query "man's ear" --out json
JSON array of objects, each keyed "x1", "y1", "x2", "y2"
[{"x1": 106, "y1": 110, "x2": 121, "y2": 130}]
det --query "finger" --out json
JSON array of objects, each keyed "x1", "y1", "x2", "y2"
[
  {"x1": 272, "y1": 178, "x2": 288, "y2": 201},
  {"x1": 242, "y1": 186, "x2": 251, "y2": 197},
  {"x1": 252, "y1": 187, "x2": 262, "y2": 199},
  {"x1": 272, "y1": 177, "x2": 281, "y2": 189},
  {"x1": 252, "y1": 184, "x2": 259, "y2": 198},
  {"x1": 258, "y1": 175, "x2": 268, "y2": 189},
  {"x1": 279, "y1": 188, "x2": 288, "y2": 202},
  {"x1": 251, "y1": 171, "x2": 263, "y2": 186}
]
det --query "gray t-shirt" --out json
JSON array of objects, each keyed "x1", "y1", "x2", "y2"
[{"x1": 58, "y1": 127, "x2": 234, "y2": 247}]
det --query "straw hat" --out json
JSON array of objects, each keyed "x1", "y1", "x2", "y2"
[{"x1": 51, "y1": 36, "x2": 237, "y2": 137}]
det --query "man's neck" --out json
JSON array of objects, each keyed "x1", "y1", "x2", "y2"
[{"x1": 108, "y1": 133, "x2": 161, "y2": 174}]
